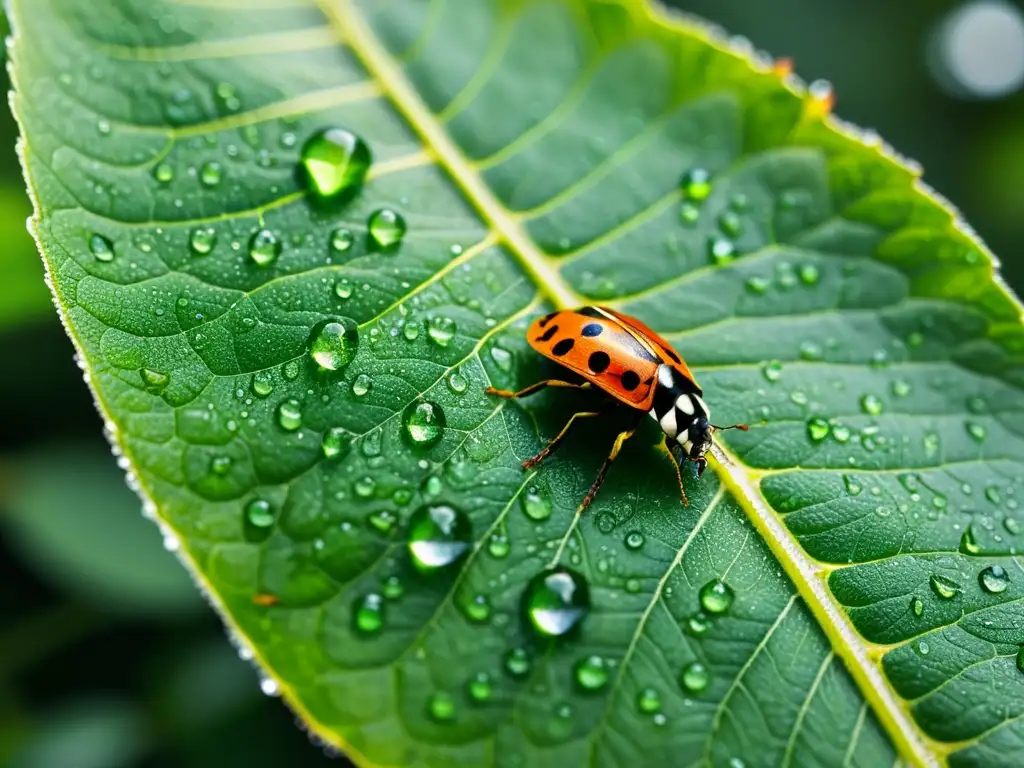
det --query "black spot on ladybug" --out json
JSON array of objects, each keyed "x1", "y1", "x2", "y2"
[
  {"x1": 581, "y1": 323, "x2": 603, "y2": 337},
  {"x1": 552, "y1": 338, "x2": 575, "y2": 356},
  {"x1": 621, "y1": 370, "x2": 641, "y2": 391},
  {"x1": 579, "y1": 306, "x2": 604, "y2": 319},
  {"x1": 535, "y1": 325, "x2": 559, "y2": 342},
  {"x1": 537, "y1": 312, "x2": 558, "y2": 327},
  {"x1": 588, "y1": 351, "x2": 610, "y2": 373},
  {"x1": 663, "y1": 347, "x2": 682, "y2": 364}
]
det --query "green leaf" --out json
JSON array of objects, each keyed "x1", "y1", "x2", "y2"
[{"x1": 10, "y1": 0, "x2": 1024, "y2": 766}]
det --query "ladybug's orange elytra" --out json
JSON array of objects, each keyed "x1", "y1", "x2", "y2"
[{"x1": 486, "y1": 306, "x2": 747, "y2": 513}]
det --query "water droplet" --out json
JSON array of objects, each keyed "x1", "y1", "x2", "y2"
[
  {"x1": 686, "y1": 612, "x2": 710, "y2": 636},
  {"x1": 353, "y1": 476, "x2": 376, "y2": 498},
  {"x1": 282, "y1": 360, "x2": 300, "y2": 381},
  {"x1": 251, "y1": 372, "x2": 273, "y2": 398},
  {"x1": 189, "y1": 226, "x2": 217, "y2": 256},
  {"x1": 368, "y1": 510, "x2": 396, "y2": 534},
  {"x1": 402, "y1": 400, "x2": 447, "y2": 449},
  {"x1": 960, "y1": 525, "x2": 981, "y2": 555},
  {"x1": 300, "y1": 127, "x2": 371, "y2": 200},
  {"x1": 260, "y1": 677, "x2": 279, "y2": 696},
  {"x1": 680, "y1": 168, "x2": 712, "y2": 201},
  {"x1": 90, "y1": 234, "x2": 114, "y2": 263},
  {"x1": 408, "y1": 504, "x2": 472, "y2": 572},
  {"x1": 833, "y1": 424, "x2": 851, "y2": 443},
  {"x1": 761, "y1": 360, "x2": 783, "y2": 382},
  {"x1": 200, "y1": 161, "x2": 223, "y2": 187},
  {"x1": 746, "y1": 276, "x2": 770, "y2": 294},
  {"x1": 504, "y1": 647, "x2": 530, "y2": 678},
  {"x1": 427, "y1": 317, "x2": 457, "y2": 347},
  {"x1": 718, "y1": 210, "x2": 743, "y2": 237},
  {"x1": 351, "y1": 373, "x2": 373, "y2": 397},
  {"x1": 679, "y1": 202, "x2": 700, "y2": 225},
  {"x1": 680, "y1": 662, "x2": 709, "y2": 694},
  {"x1": 911, "y1": 597, "x2": 924, "y2": 617},
  {"x1": 966, "y1": 421, "x2": 987, "y2": 442},
  {"x1": 917, "y1": 641, "x2": 930, "y2": 656},
  {"x1": 403, "y1": 322, "x2": 420, "y2": 341},
  {"x1": 248, "y1": 229, "x2": 281, "y2": 267},
  {"x1": 979, "y1": 565, "x2": 1009, "y2": 594},
  {"x1": 460, "y1": 593, "x2": 491, "y2": 623},
  {"x1": 860, "y1": 394, "x2": 884, "y2": 415},
  {"x1": 573, "y1": 655, "x2": 609, "y2": 692},
  {"x1": 308, "y1": 317, "x2": 359, "y2": 372},
  {"x1": 807, "y1": 417, "x2": 830, "y2": 443},
  {"x1": 467, "y1": 672, "x2": 493, "y2": 703},
  {"x1": 367, "y1": 208, "x2": 407, "y2": 250},
  {"x1": 929, "y1": 574, "x2": 961, "y2": 600},
  {"x1": 843, "y1": 475, "x2": 862, "y2": 496},
  {"x1": 523, "y1": 567, "x2": 590, "y2": 637},
  {"x1": 625, "y1": 531, "x2": 645, "y2": 550},
  {"x1": 521, "y1": 485, "x2": 552, "y2": 521},
  {"x1": 330, "y1": 228, "x2": 354, "y2": 254},
  {"x1": 487, "y1": 533, "x2": 510, "y2": 559},
  {"x1": 334, "y1": 278, "x2": 353, "y2": 300},
  {"x1": 891, "y1": 379, "x2": 912, "y2": 398},
  {"x1": 353, "y1": 593, "x2": 384, "y2": 635},
  {"x1": 210, "y1": 455, "x2": 232, "y2": 475},
  {"x1": 637, "y1": 687, "x2": 661, "y2": 714},
  {"x1": 140, "y1": 368, "x2": 169, "y2": 393},
  {"x1": 245, "y1": 498, "x2": 274, "y2": 528},
  {"x1": 1005, "y1": 518, "x2": 1022, "y2": 536},
  {"x1": 276, "y1": 399, "x2": 302, "y2": 431},
  {"x1": 322, "y1": 426, "x2": 354, "y2": 459},
  {"x1": 707, "y1": 236, "x2": 736, "y2": 265},
  {"x1": 153, "y1": 163, "x2": 174, "y2": 184},
  {"x1": 699, "y1": 579, "x2": 734, "y2": 614},
  {"x1": 447, "y1": 372, "x2": 468, "y2": 394}
]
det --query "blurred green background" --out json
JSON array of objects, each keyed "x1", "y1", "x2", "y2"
[{"x1": 1, "y1": 1, "x2": 1021, "y2": 766}]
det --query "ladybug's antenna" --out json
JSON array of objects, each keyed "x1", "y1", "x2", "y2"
[{"x1": 711, "y1": 423, "x2": 749, "y2": 432}]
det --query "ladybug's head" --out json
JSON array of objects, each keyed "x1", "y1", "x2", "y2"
[{"x1": 686, "y1": 417, "x2": 714, "y2": 476}]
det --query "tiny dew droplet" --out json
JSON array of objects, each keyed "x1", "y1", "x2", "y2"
[
  {"x1": 699, "y1": 579, "x2": 734, "y2": 614},
  {"x1": 911, "y1": 597, "x2": 924, "y2": 617},
  {"x1": 276, "y1": 399, "x2": 303, "y2": 431},
  {"x1": 251, "y1": 371, "x2": 273, "y2": 398},
  {"x1": 798, "y1": 264, "x2": 820, "y2": 285},
  {"x1": 248, "y1": 229, "x2": 281, "y2": 267},
  {"x1": 351, "y1": 373, "x2": 373, "y2": 397},
  {"x1": 367, "y1": 208, "x2": 407, "y2": 250},
  {"x1": 717, "y1": 210, "x2": 742, "y2": 237},
  {"x1": 680, "y1": 168, "x2": 712, "y2": 201},
  {"x1": 200, "y1": 161, "x2": 223, "y2": 187},
  {"x1": 966, "y1": 421, "x2": 987, "y2": 442},
  {"x1": 189, "y1": 226, "x2": 217, "y2": 256},
  {"x1": 330, "y1": 228, "x2": 354, "y2": 253},
  {"x1": 807, "y1": 417, "x2": 830, "y2": 443},
  {"x1": 929, "y1": 574, "x2": 960, "y2": 600},
  {"x1": 762, "y1": 360, "x2": 783, "y2": 382},
  {"x1": 334, "y1": 278, "x2": 353, "y2": 299},
  {"x1": 891, "y1": 379, "x2": 912, "y2": 398},
  {"x1": 90, "y1": 233, "x2": 114, "y2": 262},
  {"x1": 487, "y1": 533, "x2": 510, "y2": 559},
  {"x1": 680, "y1": 662, "x2": 710, "y2": 694},
  {"x1": 625, "y1": 531, "x2": 645, "y2": 550},
  {"x1": 679, "y1": 202, "x2": 700, "y2": 225},
  {"x1": 321, "y1": 426, "x2": 354, "y2": 459},
  {"x1": 746, "y1": 276, "x2": 770, "y2": 294},
  {"x1": 460, "y1": 593, "x2": 491, "y2": 623},
  {"x1": 860, "y1": 394, "x2": 884, "y2": 415},
  {"x1": 407, "y1": 504, "x2": 472, "y2": 572},
  {"x1": 308, "y1": 317, "x2": 359, "y2": 372},
  {"x1": 402, "y1": 400, "x2": 447, "y2": 449},
  {"x1": 467, "y1": 672, "x2": 493, "y2": 703},
  {"x1": 153, "y1": 163, "x2": 174, "y2": 184},
  {"x1": 245, "y1": 498, "x2": 274, "y2": 528},
  {"x1": 521, "y1": 485, "x2": 552, "y2": 521},
  {"x1": 686, "y1": 612, "x2": 710, "y2": 636},
  {"x1": 637, "y1": 686, "x2": 661, "y2": 714},
  {"x1": 979, "y1": 565, "x2": 1009, "y2": 594},
  {"x1": 573, "y1": 655, "x2": 609, "y2": 692},
  {"x1": 382, "y1": 575, "x2": 404, "y2": 600},
  {"x1": 523, "y1": 567, "x2": 590, "y2": 637},
  {"x1": 300, "y1": 127, "x2": 372, "y2": 200},
  {"x1": 504, "y1": 647, "x2": 530, "y2": 678},
  {"x1": 353, "y1": 593, "x2": 384, "y2": 634},
  {"x1": 427, "y1": 691, "x2": 455, "y2": 722},
  {"x1": 707, "y1": 236, "x2": 736, "y2": 265},
  {"x1": 843, "y1": 474, "x2": 862, "y2": 496}
]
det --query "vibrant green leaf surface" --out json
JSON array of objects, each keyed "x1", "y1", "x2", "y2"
[{"x1": 10, "y1": 0, "x2": 1024, "y2": 766}]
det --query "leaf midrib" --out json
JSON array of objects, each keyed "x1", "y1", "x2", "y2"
[{"x1": 319, "y1": 0, "x2": 945, "y2": 765}]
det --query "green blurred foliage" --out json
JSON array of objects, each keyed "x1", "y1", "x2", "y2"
[{"x1": 0, "y1": 1, "x2": 1020, "y2": 766}]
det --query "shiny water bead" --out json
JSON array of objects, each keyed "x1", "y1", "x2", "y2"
[
  {"x1": 523, "y1": 567, "x2": 590, "y2": 637},
  {"x1": 699, "y1": 579, "x2": 734, "y2": 614},
  {"x1": 248, "y1": 229, "x2": 281, "y2": 267},
  {"x1": 353, "y1": 593, "x2": 384, "y2": 634},
  {"x1": 245, "y1": 498, "x2": 274, "y2": 528},
  {"x1": 680, "y1": 168, "x2": 712, "y2": 201},
  {"x1": 189, "y1": 226, "x2": 217, "y2": 256},
  {"x1": 402, "y1": 400, "x2": 447, "y2": 449},
  {"x1": 573, "y1": 655, "x2": 610, "y2": 692},
  {"x1": 504, "y1": 648, "x2": 531, "y2": 678},
  {"x1": 407, "y1": 504, "x2": 472, "y2": 572},
  {"x1": 321, "y1": 427, "x2": 354, "y2": 459},
  {"x1": 680, "y1": 662, "x2": 710, "y2": 693},
  {"x1": 308, "y1": 317, "x2": 359, "y2": 372},
  {"x1": 90, "y1": 233, "x2": 114, "y2": 262},
  {"x1": 367, "y1": 208, "x2": 407, "y2": 249},
  {"x1": 467, "y1": 672, "x2": 493, "y2": 703},
  {"x1": 300, "y1": 127, "x2": 372, "y2": 200},
  {"x1": 276, "y1": 399, "x2": 303, "y2": 431},
  {"x1": 330, "y1": 228, "x2": 355, "y2": 253},
  {"x1": 979, "y1": 565, "x2": 1009, "y2": 594}
]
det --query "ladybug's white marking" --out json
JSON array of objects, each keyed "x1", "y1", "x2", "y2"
[
  {"x1": 693, "y1": 394, "x2": 710, "y2": 418},
  {"x1": 659, "y1": 409, "x2": 678, "y2": 437},
  {"x1": 676, "y1": 394, "x2": 694, "y2": 416},
  {"x1": 658, "y1": 365, "x2": 675, "y2": 389}
]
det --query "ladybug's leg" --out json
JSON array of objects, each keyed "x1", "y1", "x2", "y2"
[
  {"x1": 577, "y1": 412, "x2": 644, "y2": 514},
  {"x1": 485, "y1": 380, "x2": 590, "y2": 400},
  {"x1": 522, "y1": 410, "x2": 601, "y2": 470},
  {"x1": 670, "y1": 452, "x2": 689, "y2": 508}
]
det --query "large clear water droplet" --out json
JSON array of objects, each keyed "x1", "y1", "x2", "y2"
[
  {"x1": 276, "y1": 399, "x2": 302, "y2": 431},
  {"x1": 979, "y1": 565, "x2": 1009, "y2": 594},
  {"x1": 807, "y1": 417, "x2": 830, "y2": 443},
  {"x1": 574, "y1": 655, "x2": 609, "y2": 692},
  {"x1": 402, "y1": 400, "x2": 447, "y2": 449},
  {"x1": 680, "y1": 168, "x2": 712, "y2": 201},
  {"x1": 300, "y1": 127, "x2": 371, "y2": 200},
  {"x1": 245, "y1": 498, "x2": 274, "y2": 528},
  {"x1": 523, "y1": 567, "x2": 590, "y2": 637},
  {"x1": 637, "y1": 686, "x2": 661, "y2": 714},
  {"x1": 330, "y1": 227, "x2": 354, "y2": 254},
  {"x1": 407, "y1": 504, "x2": 472, "y2": 572},
  {"x1": 521, "y1": 485, "x2": 552, "y2": 521},
  {"x1": 680, "y1": 662, "x2": 710, "y2": 694},
  {"x1": 351, "y1": 373, "x2": 372, "y2": 397},
  {"x1": 699, "y1": 579, "x2": 734, "y2": 614},
  {"x1": 90, "y1": 233, "x2": 114, "y2": 263},
  {"x1": 427, "y1": 316, "x2": 457, "y2": 347},
  {"x1": 200, "y1": 161, "x2": 223, "y2": 187},
  {"x1": 367, "y1": 208, "x2": 407, "y2": 250},
  {"x1": 308, "y1": 317, "x2": 359, "y2": 372},
  {"x1": 353, "y1": 593, "x2": 384, "y2": 634},
  {"x1": 190, "y1": 226, "x2": 217, "y2": 256},
  {"x1": 248, "y1": 229, "x2": 281, "y2": 267},
  {"x1": 930, "y1": 574, "x2": 961, "y2": 600},
  {"x1": 321, "y1": 426, "x2": 354, "y2": 460}
]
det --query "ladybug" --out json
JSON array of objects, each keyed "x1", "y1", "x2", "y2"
[{"x1": 486, "y1": 306, "x2": 747, "y2": 512}]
